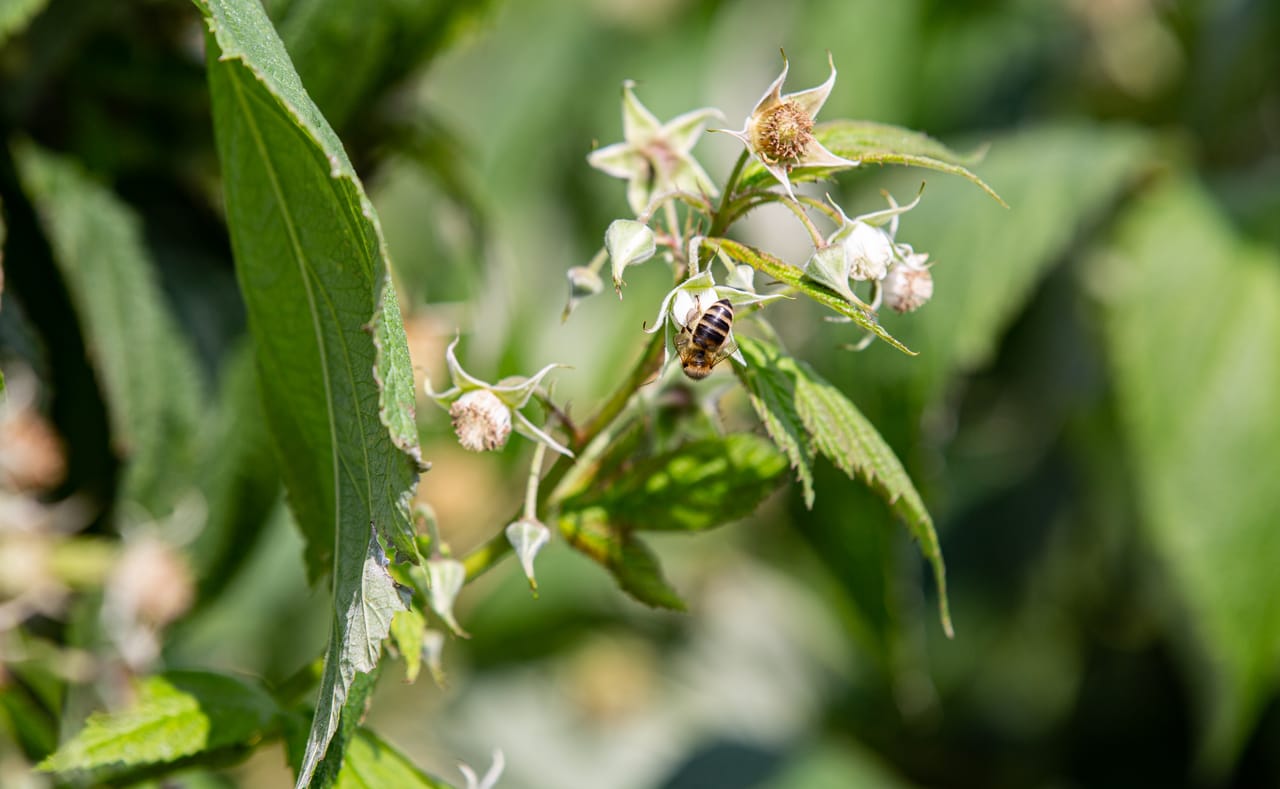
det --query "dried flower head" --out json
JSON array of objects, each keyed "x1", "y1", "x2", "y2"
[
  {"x1": 425, "y1": 337, "x2": 573, "y2": 457},
  {"x1": 883, "y1": 250, "x2": 934, "y2": 313},
  {"x1": 717, "y1": 52, "x2": 858, "y2": 200}
]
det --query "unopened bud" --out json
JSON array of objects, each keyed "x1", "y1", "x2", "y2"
[
  {"x1": 449, "y1": 390, "x2": 512, "y2": 452},
  {"x1": 605, "y1": 219, "x2": 656, "y2": 293},
  {"x1": 844, "y1": 222, "x2": 894, "y2": 282},
  {"x1": 567, "y1": 266, "x2": 603, "y2": 298},
  {"x1": 505, "y1": 518, "x2": 550, "y2": 593},
  {"x1": 427, "y1": 557, "x2": 469, "y2": 637},
  {"x1": 883, "y1": 261, "x2": 934, "y2": 313}
]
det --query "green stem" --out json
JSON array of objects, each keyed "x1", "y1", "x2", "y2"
[
  {"x1": 712, "y1": 150, "x2": 751, "y2": 236},
  {"x1": 462, "y1": 330, "x2": 666, "y2": 581}
]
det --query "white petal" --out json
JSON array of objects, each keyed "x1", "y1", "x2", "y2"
[
  {"x1": 795, "y1": 138, "x2": 858, "y2": 170},
  {"x1": 621, "y1": 80, "x2": 662, "y2": 143},
  {"x1": 786, "y1": 51, "x2": 838, "y2": 119},
  {"x1": 855, "y1": 187, "x2": 924, "y2": 229},
  {"x1": 587, "y1": 142, "x2": 646, "y2": 180},
  {"x1": 663, "y1": 106, "x2": 724, "y2": 153},
  {"x1": 444, "y1": 335, "x2": 492, "y2": 391},
  {"x1": 751, "y1": 53, "x2": 790, "y2": 116},
  {"x1": 512, "y1": 410, "x2": 575, "y2": 458},
  {"x1": 488, "y1": 361, "x2": 568, "y2": 408}
]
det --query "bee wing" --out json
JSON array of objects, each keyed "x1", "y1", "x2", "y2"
[{"x1": 711, "y1": 335, "x2": 739, "y2": 368}]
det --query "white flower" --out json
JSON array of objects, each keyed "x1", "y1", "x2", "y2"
[
  {"x1": 804, "y1": 188, "x2": 923, "y2": 301},
  {"x1": 715, "y1": 52, "x2": 858, "y2": 201},
  {"x1": 588, "y1": 81, "x2": 722, "y2": 216},
  {"x1": 882, "y1": 248, "x2": 934, "y2": 313},
  {"x1": 425, "y1": 337, "x2": 573, "y2": 457}
]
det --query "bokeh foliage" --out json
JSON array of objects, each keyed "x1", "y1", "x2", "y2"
[{"x1": 1, "y1": 0, "x2": 1279, "y2": 788}]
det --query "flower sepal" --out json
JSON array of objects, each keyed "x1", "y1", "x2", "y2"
[{"x1": 425, "y1": 337, "x2": 574, "y2": 457}]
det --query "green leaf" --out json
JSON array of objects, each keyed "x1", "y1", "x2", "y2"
[
  {"x1": 738, "y1": 120, "x2": 1006, "y2": 206},
  {"x1": 704, "y1": 237, "x2": 913, "y2": 355},
  {"x1": 737, "y1": 336, "x2": 951, "y2": 637},
  {"x1": 856, "y1": 123, "x2": 1154, "y2": 400},
  {"x1": 559, "y1": 508, "x2": 686, "y2": 611},
  {"x1": 1095, "y1": 176, "x2": 1280, "y2": 775},
  {"x1": 195, "y1": 0, "x2": 424, "y2": 785},
  {"x1": 0, "y1": 0, "x2": 48, "y2": 48},
  {"x1": 736, "y1": 336, "x2": 817, "y2": 508},
  {"x1": 308, "y1": 666, "x2": 381, "y2": 789},
  {"x1": 37, "y1": 671, "x2": 279, "y2": 776},
  {"x1": 335, "y1": 727, "x2": 453, "y2": 789},
  {"x1": 13, "y1": 141, "x2": 202, "y2": 515},
  {"x1": 389, "y1": 608, "x2": 426, "y2": 684},
  {"x1": 561, "y1": 434, "x2": 788, "y2": 533}
]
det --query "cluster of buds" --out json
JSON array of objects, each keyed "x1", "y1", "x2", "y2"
[
  {"x1": 806, "y1": 188, "x2": 935, "y2": 315},
  {"x1": 581, "y1": 51, "x2": 936, "y2": 347}
]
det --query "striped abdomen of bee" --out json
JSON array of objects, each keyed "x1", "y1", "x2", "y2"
[{"x1": 676, "y1": 297, "x2": 735, "y2": 380}]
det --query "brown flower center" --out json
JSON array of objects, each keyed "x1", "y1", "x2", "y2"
[{"x1": 752, "y1": 101, "x2": 814, "y2": 164}]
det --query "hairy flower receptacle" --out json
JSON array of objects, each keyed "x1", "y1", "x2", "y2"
[
  {"x1": 753, "y1": 101, "x2": 815, "y2": 164},
  {"x1": 883, "y1": 259, "x2": 934, "y2": 313},
  {"x1": 450, "y1": 390, "x2": 512, "y2": 452}
]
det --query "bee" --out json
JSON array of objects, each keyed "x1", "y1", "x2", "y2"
[{"x1": 676, "y1": 296, "x2": 736, "y2": 380}]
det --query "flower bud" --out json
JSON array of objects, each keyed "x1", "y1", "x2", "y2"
[
  {"x1": 427, "y1": 556, "x2": 469, "y2": 637},
  {"x1": 567, "y1": 266, "x2": 603, "y2": 298},
  {"x1": 505, "y1": 518, "x2": 550, "y2": 593},
  {"x1": 449, "y1": 389, "x2": 512, "y2": 452},
  {"x1": 844, "y1": 222, "x2": 894, "y2": 282},
  {"x1": 883, "y1": 260, "x2": 934, "y2": 313},
  {"x1": 605, "y1": 219, "x2": 656, "y2": 293}
]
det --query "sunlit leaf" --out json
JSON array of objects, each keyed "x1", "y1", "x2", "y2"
[
  {"x1": 37, "y1": 672, "x2": 279, "y2": 777},
  {"x1": 195, "y1": 0, "x2": 423, "y2": 784},
  {"x1": 737, "y1": 336, "x2": 951, "y2": 637},
  {"x1": 389, "y1": 608, "x2": 426, "y2": 684},
  {"x1": 1095, "y1": 176, "x2": 1280, "y2": 776},
  {"x1": 335, "y1": 727, "x2": 453, "y2": 789},
  {"x1": 559, "y1": 508, "x2": 686, "y2": 611},
  {"x1": 739, "y1": 120, "x2": 1005, "y2": 206},
  {"x1": 14, "y1": 141, "x2": 202, "y2": 515},
  {"x1": 561, "y1": 434, "x2": 787, "y2": 533},
  {"x1": 732, "y1": 341, "x2": 816, "y2": 508}
]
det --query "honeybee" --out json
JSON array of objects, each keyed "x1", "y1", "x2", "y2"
[{"x1": 676, "y1": 297, "x2": 736, "y2": 380}]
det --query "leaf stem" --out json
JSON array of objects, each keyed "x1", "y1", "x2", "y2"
[
  {"x1": 523, "y1": 442, "x2": 547, "y2": 521},
  {"x1": 462, "y1": 330, "x2": 666, "y2": 581}
]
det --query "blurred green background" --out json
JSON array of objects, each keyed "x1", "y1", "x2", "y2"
[{"x1": 2, "y1": 0, "x2": 1279, "y2": 787}]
